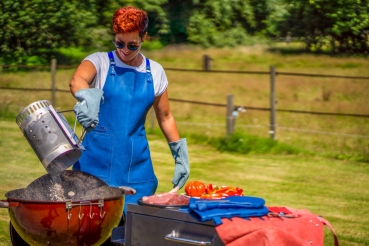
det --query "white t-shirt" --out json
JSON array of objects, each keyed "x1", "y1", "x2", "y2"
[{"x1": 84, "y1": 51, "x2": 168, "y2": 97}]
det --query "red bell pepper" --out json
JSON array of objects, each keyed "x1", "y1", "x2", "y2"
[
  {"x1": 200, "y1": 193, "x2": 228, "y2": 199},
  {"x1": 205, "y1": 183, "x2": 219, "y2": 194},
  {"x1": 202, "y1": 183, "x2": 244, "y2": 198},
  {"x1": 225, "y1": 187, "x2": 243, "y2": 195}
]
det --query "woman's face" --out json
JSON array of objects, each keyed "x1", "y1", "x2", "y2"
[{"x1": 114, "y1": 31, "x2": 146, "y2": 66}]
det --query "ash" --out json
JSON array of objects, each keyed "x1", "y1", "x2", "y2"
[
  {"x1": 46, "y1": 160, "x2": 69, "y2": 201},
  {"x1": 49, "y1": 174, "x2": 66, "y2": 201},
  {"x1": 18, "y1": 170, "x2": 116, "y2": 201},
  {"x1": 47, "y1": 160, "x2": 68, "y2": 176},
  {"x1": 50, "y1": 183, "x2": 66, "y2": 201}
]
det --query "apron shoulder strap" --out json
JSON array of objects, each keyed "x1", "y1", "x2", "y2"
[
  {"x1": 145, "y1": 58, "x2": 153, "y2": 83},
  {"x1": 108, "y1": 51, "x2": 116, "y2": 76}
]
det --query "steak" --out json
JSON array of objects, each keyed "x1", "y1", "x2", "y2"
[
  {"x1": 169, "y1": 194, "x2": 190, "y2": 205},
  {"x1": 142, "y1": 192, "x2": 190, "y2": 205}
]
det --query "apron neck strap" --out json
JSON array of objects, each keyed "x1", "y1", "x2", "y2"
[
  {"x1": 108, "y1": 52, "x2": 152, "y2": 83},
  {"x1": 108, "y1": 51, "x2": 116, "y2": 76},
  {"x1": 145, "y1": 58, "x2": 153, "y2": 83}
]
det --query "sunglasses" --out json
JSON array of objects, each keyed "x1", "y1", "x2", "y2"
[{"x1": 112, "y1": 41, "x2": 140, "y2": 51}]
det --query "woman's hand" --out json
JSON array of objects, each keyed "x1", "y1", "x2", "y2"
[
  {"x1": 70, "y1": 60, "x2": 102, "y2": 131},
  {"x1": 154, "y1": 90, "x2": 190, "y2": 189},
  {"x1": 73, "y1": 88, "x2": 104, "y2": 131},
  {"x1": 169, "y1": 138, "x2": 190, "y2": 189}
]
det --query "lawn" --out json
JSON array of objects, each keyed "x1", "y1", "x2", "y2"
[
  {"x1": 0, "y1": 45, "x2": 368, "y2": 245},
  {"x1": 0, "y1": 120, "x2": 369, "y2": 245}
]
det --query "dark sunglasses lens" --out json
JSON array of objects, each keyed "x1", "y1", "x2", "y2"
[
  {"x1": 115, "y1": 42, "x2": 125, "y2": 49},
  {"x1": 127, "y1": 44, "x2": 139, "y2": 51},
  {"x1": 113, "y1": 41, "x2": 139, "y2": 51}
]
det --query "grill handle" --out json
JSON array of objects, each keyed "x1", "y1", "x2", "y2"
[
  {"x1": 0, "y1": 200, "x2": 21, "y2": 208},
  {"x1": 165, "y1": 231, "x2": 214, "y2": 245}
]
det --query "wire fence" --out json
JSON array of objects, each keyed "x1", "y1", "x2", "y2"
[
  {"x1": 3, "y1": 63, "x2": 369, "y2": 80},
  {"x1": 1, "y1": 58, "x2": 369, "y2": 141},
  {"x1": 2, "y1": 87, "x2": 368, "y2": 118},
  {"x1": 175, "y1": 121, "x2": 369, "y2": 139},
  {"x1": 169, "y1": 98, "x2": 369, "y2": 118}
]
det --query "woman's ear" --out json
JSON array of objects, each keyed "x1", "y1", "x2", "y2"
[{"x1": 141, "y1": 32, "x2": 148, "y2": 42}]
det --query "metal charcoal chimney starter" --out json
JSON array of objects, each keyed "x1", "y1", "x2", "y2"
[{"x1": 16, "y1": 100, "x2": 84, "y2": 174}]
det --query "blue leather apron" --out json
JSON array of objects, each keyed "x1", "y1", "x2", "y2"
[{"x1": 73, "y1": 51, "x2": 158, "y2": 208}]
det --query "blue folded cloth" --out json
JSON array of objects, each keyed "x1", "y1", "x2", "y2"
[
  {"x1": 189, "y1": 196, "x2": 265, "y2": 211},
  {"x1": 188, "y1": 196, "x2": 268, "y2": 226}
]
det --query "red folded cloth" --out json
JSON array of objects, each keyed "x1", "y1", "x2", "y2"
[{"x1": 215, "y1": 206, "x2": 339, "y2": 246}]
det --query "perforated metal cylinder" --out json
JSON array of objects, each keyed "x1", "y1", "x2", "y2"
[{"x1": 16, "y1": 100, "x2": 83, "y2": 174}]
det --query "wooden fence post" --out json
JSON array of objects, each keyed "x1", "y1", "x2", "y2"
[
  {"x1": 270, "y1": 66, "x2": 277, "y2": 140},
  {"x1": 203, "y1": 54, "x2": 212, "y2": 71},
  {"x1": 51, "y1": 59, "x2": 57, "y2": 106},
  {"x1": 226, "y1": 94, "x2": 234, "y2": 139}
]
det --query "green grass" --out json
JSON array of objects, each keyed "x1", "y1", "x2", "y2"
[
  {"x1": 0, "y1": 45, "x2": 369, "y2": 245},
  {"x1": 213, "y1": 131, "x2": 305, "y2": 155},
  {"x1": 1, "y1": 121, "x2": 369, "y2": 245},
  {"x1": 149, "y1": 128, "x2": 306, "y2": 155}
]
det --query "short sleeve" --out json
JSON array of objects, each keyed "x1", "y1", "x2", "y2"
[
  {"x1": 149, "y1": 60, "x2": 168, "y2": 97},
  {"x1": 83, "y1": 52, "x2": 110, "y2": 89}
]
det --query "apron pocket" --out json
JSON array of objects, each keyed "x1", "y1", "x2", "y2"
[
  {"x1": 80, "y1": 131, "x2": 114, "y2": 183},
  {"x1": 128, "y1": 136, "x2": 156, "y2": 183}
]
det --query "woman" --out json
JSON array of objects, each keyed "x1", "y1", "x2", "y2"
[{"x1": 69, "y1": 6, "x2": 190, "y2": 207}]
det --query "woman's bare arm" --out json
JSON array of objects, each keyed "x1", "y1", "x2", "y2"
[
  {"x1": 153, "y1": 90, "x2": 180, "y2": 142},
  {"x1": 69, "y1": 60, "x2": 97, "y2": 95}
]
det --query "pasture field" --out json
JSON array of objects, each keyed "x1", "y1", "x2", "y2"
[
  {"x1": 0, "y1": 45, "x2": 369, "y2": 245},
  {"x1": 1, "y1": 45, "x2": 368, "y2": 160}
]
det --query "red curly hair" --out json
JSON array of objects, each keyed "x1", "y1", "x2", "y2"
[{"x1": 113, "y1": 6, "x2": 148, "y2": 37}]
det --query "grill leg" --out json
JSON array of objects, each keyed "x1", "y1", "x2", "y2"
[{"x1": 9, "y1": 222, "x2": 29, "y2": 246}]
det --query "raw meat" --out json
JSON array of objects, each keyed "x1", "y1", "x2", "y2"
[
  {"x1": 142, "y1": 192, "x2": 190, "y2": 205},
  {"x1": 169, "y1": 194, "x2": 191, "y2": 205}
]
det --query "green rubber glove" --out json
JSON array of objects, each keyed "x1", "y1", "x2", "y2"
[
  {"x1": 73, "y1": 88, "x2": 103, "y2": 132},
  {"x1": 169, "y1": 138, "x2": 190, "y2": 189}
]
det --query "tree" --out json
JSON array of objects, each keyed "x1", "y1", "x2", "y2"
[
  {"x1": 0, "y1": 0, "x2": 171, "y2": 64},
  {"x1": 186, "y1": 0, "x2": 255, "y2": 47},
  {"x1": 161, "y1": 0, "x2": 195, "y2": 44},
  {"x1": 328, "y1": 0, "x2": 369, "y2": 53},
  {"x1": 280, "y1": 0, "x2": 369, "y2": 53},
  {"x1": 0, "y1": 0, "x2": 99, "y2": 64},
  {"x1": 249, "y1": 0, "x2": 289, "y2": 37}
]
